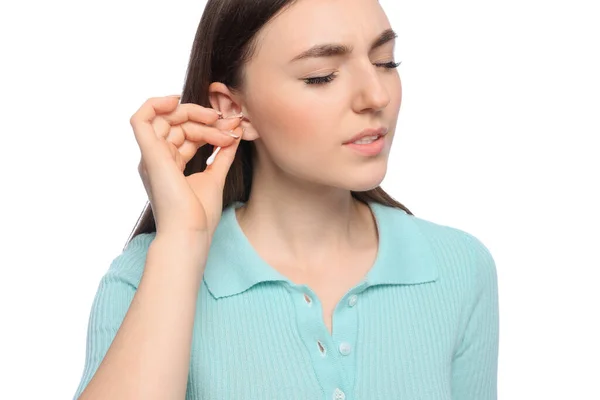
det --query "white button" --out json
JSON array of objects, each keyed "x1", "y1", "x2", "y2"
[
  {"x1": 348, "y1": 295, "x2": 358, "y2": 307},
  {"x1": 338, "y1": 342, "x2": 352, "y2": 356},
  {"x1": 333, "y1": 388, "x2": 346, "y2": 400}
]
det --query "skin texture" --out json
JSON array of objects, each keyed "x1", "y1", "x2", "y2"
[{"x1": 208, "y1": 0, "x2": 402, "y2": 334}]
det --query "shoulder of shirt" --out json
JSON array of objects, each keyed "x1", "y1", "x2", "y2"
[
  {"x1": 386, "y1": 205, "x2": 497, "y2": 279},
  {"x1": 104, "y1": 232, "x2": 157, "y2": 289}
]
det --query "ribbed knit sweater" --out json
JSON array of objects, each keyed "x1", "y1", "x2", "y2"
[{"x1": 73, "y1": 201, "x2": 499, "y2": 400}]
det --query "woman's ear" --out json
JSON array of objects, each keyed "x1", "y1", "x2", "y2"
[
  {"x1": 208, "y1": 82, "x2": 260, "y2": 141},
  {"x1": 208, "y1": 82, "x2": 240, "y2": 116}
]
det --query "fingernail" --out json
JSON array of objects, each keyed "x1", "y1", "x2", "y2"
[
  {"x1": 222, "y1": 129, "x2": 240, "y2": 139},
  {"x1": 167, "y1": 94, "x2": 181, "y2": 98},
  {"x1": 223, "y1": 112, "x2": 244, "y2": 119}
]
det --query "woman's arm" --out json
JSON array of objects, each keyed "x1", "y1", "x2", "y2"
[
  {"x1": 75, "y1": 232, "x2": 209, "y2": 400},
  {"x1": 451, "y1": 234, "x2": 500, "y2": 400}
]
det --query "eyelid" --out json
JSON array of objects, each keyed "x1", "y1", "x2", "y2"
[
  {"x1": 303, "y1": 60, "x2": 400, "y2": 85},
  {"x1": 304, "y1": 58, "x2": 397, "y2": 75},
  {"x1": 303, "y1": 72, "x2": 337, "y2": 85}
]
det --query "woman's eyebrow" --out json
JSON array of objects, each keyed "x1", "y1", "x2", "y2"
[{"x1": 289, "y1": 28, "x2": 397, "y2": 63}]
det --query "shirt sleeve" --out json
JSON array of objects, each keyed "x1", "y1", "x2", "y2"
[
  {"x1": 72, "y1": 232, "x2": 156, "y2": 400},
  {"x1": 451, "y1": 234, "x2": 500, "y2": 400}
]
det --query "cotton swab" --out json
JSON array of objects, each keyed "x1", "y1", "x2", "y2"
[
  {"x1": 206, "y1": 146, "x2": 222, "y2": 166},
  {"x1": 206, "y1": 112, "x2": 245, "y2": 166}
]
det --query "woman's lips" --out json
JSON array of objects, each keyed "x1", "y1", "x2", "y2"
[{"x1": 343, "y1": 135, "x2": 386, "y2": 156}]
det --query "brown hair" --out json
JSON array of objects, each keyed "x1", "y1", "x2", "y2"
[{"x1": 124, "y1": 0, "x2": 412, "y2": 249}]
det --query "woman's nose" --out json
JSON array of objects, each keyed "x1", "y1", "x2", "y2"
[{"x1": 351, "y1": 63, "x2": 392, "y2": 114}]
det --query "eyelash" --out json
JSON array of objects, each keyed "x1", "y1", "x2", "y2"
[{"x1": 303, "y1": 61, "x2": 401, "y2": 85}]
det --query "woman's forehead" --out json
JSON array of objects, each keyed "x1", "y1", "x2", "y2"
[{"x1": 253, "y1": 0, "x2": 390, "y2": 62}]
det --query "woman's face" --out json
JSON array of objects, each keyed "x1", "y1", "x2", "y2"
[{"x1": 242, "y1": 0, "x2": 401, "y2": 192}]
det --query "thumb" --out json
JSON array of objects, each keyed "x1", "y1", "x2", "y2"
[{"x1": 204, "y1": 126, "x2": 243, "y2": 187}]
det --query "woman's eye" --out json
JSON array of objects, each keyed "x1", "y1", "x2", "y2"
[
  {"x1": 374, "y1": 60, "x2": 402, "y2": 69},
  {"x1": 303, "y1": 74, "x2": 336, "y2": 86},
  {"x1": 303, "y1": 61, "x2": 401, "y2": 86}
]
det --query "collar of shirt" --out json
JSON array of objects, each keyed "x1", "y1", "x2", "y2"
[{"x1": 203, "y1": 201, "x2": 439, "y2": 299}]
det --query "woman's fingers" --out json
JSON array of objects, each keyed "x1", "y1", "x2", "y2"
[
  {"x1": 201, "y1": 125, "x2": 243, "y2": 188},
  {"x1": 134, "y1": 97, "x2": 243, "y2": 169},
  {"x1": 154, "y1": 103, "x2": 242, "y2": 145},
  {"x1": 177, "y1": 123, "x2": 241, "y2": 165},
  {"x1": 130, "y1": 96, "x2": 181, "y2": 163},
  {"x1": 161, "y1": 102, "x2": 222, "y2": 126},
  {"x1": 152, "y1": 103, "x2": 221, "y2": 140}
]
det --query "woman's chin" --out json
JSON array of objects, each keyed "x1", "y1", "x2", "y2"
[{"x1": 344, "y1": 165, "x2": 388, "y2": 192}]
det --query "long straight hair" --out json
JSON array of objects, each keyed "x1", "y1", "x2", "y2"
[{"x1": 124, "y1": 0, "x2": 412, "y2": 250}]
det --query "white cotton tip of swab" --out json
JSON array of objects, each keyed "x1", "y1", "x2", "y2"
[{"x1": 206, "y1": 146, "x2": 222, "y2": 166}]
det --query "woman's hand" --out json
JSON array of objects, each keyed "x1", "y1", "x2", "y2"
[{"x1": 130, "y1": 95, "x2": 242, "y2": 238}]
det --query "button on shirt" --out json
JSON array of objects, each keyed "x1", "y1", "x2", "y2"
[
  {"x1": 347, "y1": 294, "x2": 358, "y2": 307},
  {"x1": 73, "y1": 201, "x2": 499, "y2": 400}
]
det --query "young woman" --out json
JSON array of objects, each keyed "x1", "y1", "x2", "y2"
[{"x1": 74, "y1": 0, "x2": 499, "y2": 399}]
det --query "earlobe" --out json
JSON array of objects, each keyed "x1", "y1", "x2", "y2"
[{"x1": 239, "y1": 121, "x2": 260, "y2": 141}]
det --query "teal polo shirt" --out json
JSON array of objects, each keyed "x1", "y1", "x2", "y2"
[{"x1": 74, "y1": 201, "x2": 499, "y2": 400}]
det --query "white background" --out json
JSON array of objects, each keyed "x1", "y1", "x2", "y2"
[{"x1": 1, "y1": 0, "x2": 598, "y2": 398}]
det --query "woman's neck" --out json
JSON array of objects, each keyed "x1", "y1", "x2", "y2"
[{"x1": 235, "y1": 190, "x2": 377, "y2": 272}]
